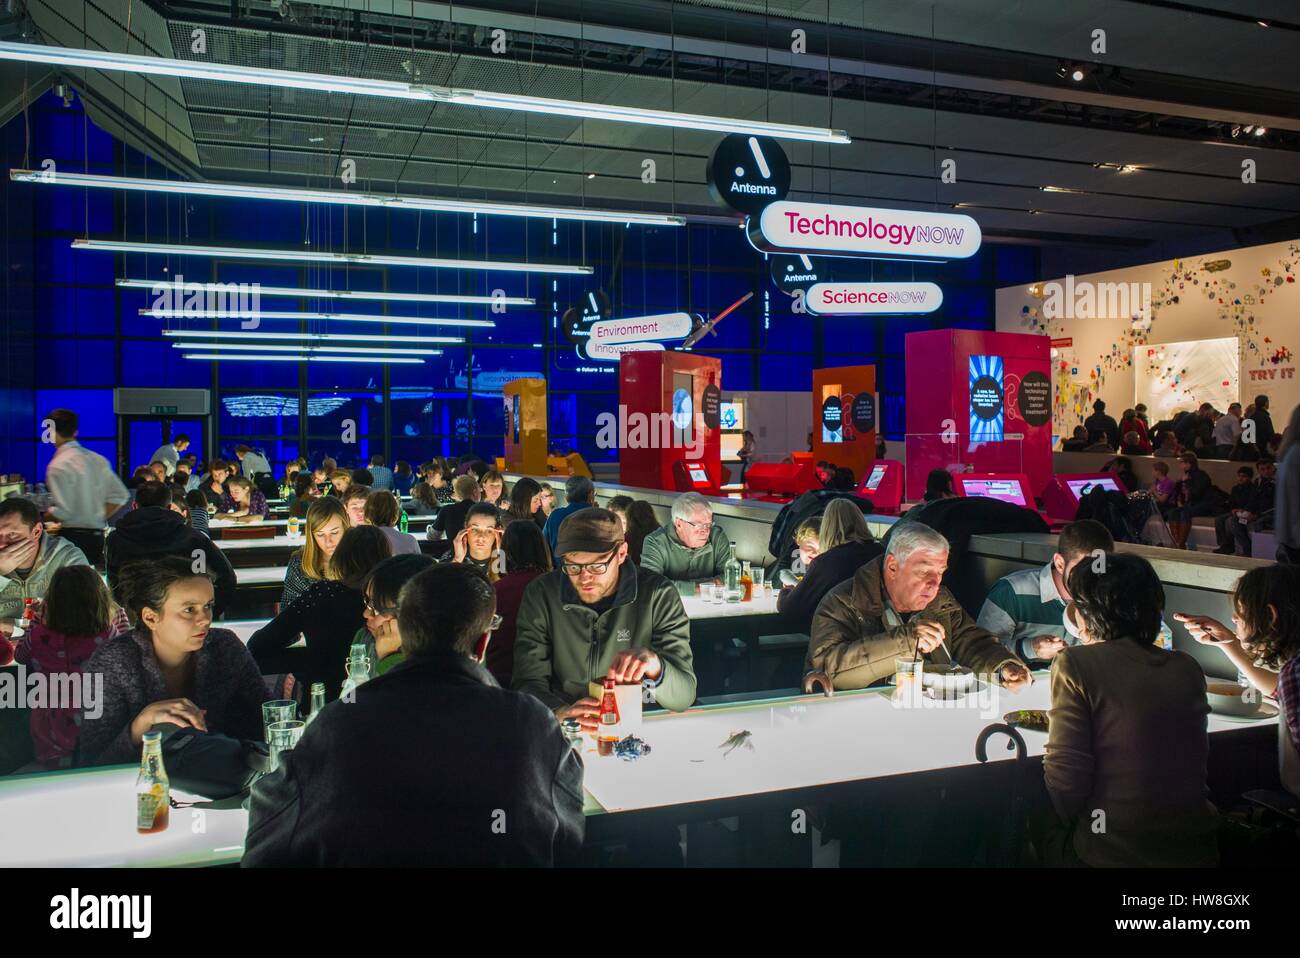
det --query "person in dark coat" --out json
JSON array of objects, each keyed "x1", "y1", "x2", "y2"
[
  {"x1": 242, "y1": 562, "x2": 585, "y2": 867},
  {"x1": 105, "y1": 482, "x2": 237, "y2": 617},
  {"x1": 1084, "y1": 399, "x2": 1120, "y2": 451},
  {"x1": 777, "y1": 499, "x2": 882, "y2": 629},
  {"x1": 1167, "y1": 453, "x2": 1219, "y2": 550}
]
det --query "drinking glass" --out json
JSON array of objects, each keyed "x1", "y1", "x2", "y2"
[
  {"x1": 752, "y1": 566, "x2": 766, "y2": 597},
  {"x1": 712, "y1": 581, "x2": 725, "y2": 604},
  {"x1": 267, "y1": 720, "x2": 306, "y2": 771},
  {"x1": 894, "y1": 658, "x2": 924, "y2": 704},
  {"x1": 262, "y1": 699, "x2": 297, "y2": 742}
]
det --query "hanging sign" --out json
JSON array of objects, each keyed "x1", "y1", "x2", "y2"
[
  {"x1": 588, "y1": 312, "x2": 692, "y2": 346},
  {"x1": 806, "y1": 282, "x2": 943, "y2": 315},
  {"x1": 586, "y1": 340, "x2": 665, "y2": 362},
  {"x1": 750, "y1": 201, "x2": 982, "y2": 260},
  {"x1": 707, "y1": 134, "x2": 791, "y2": 215}
]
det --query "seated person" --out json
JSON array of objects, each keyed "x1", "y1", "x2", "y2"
[
  {"x1": 543, "y1": 476, "x2": 595, "y2": 554},
  {"x1": 537, "y1": 482, "x2": 557, "y2": 519},
  {"x1": 778, "y1": 500, "x2": 881, "y2": 626},
  {"x1": 1119, "y1": 431, "x2": 1148, "y2": 456},
  {"x1": 605, "y1": 495, "x2": 634, "y2": 533},
  {"x1": 429, "y1": 475, "x2": 481, "y2": 541},
  {"x1": 502, "y1": 477, "x2": 547, "y2": 531},
  {"x1": 1038, "y1": 554, "x2": 1219, "y2": 867},
  {"x1": 200, "y1": 459, "x2": 232, "y2": 509},
  {"x1": 624, "y1": 501, "x2": 660, "y2": 567},
  {"x1": 366, "y1": 455, "x2": 394, "y2": 492},
  {"x1": 288, "y1": 472, "x2": 318, "y2": 519},
  {"x1": 489, "y1": 521, "x2": 553, "y2": 687},
  {"x1": 355, "y1": 553, "x2": 435, "y2": 675},
  {"x1": 78, "y1": 557, "x2": 265, "y2": 767},
  {"x1": 1100, "y1": 456, "x2": 1138, "y2": 494},
  {"x1": 180, "y1": 488, "x2": 210, "y2": 537},
  {"x1": 449, "y1": 503, "x2": 504, "y2": 579},
  {"x1": 351, "y1": 468, "x2": 376, "y2": 488},
  {"x1": 480, "y1": 470, "x2": 507, "y2": 509},
  {"x1": 0, "y1": 497, "x2": 89, "y2": 633},
  {"x1": 1175, "y1": 564, "x2": 1300, "y2": 799},
  {"x1": 341, "y1": 485, "x2": 371, "y2": 526},
  {"x1": 638, "y1": 491, "x2": 730, "y2": 583},
  {"x1": 922, "y1": 469, "x2": 956, "y2": 502},
  {"x1": 1214, "y1": 460, "x2": 1274, "y2": 556},
  {"x1": 808, "y1": 522, "x2": 1031, "y2": 690},
  {"x1": 392, "y1": 461, "x2": 415, "y2": 497},
  {"x1": 364, "y1": 490, "x2": 420, "y2": 556},
  {"x1": 105, "y1": 482, "x2": 237, "y2": 617},
  {"x1": 249, "y1": 526, "x2": 392, "y2": 701},
  {"x1": 243, "y1": 562, "x2": 584, "y2": 866},
  {"x1": 407, "y1": 481, "x2": 440, "y2": 517},
  {"x1": 976, "y1": 519, "x2": 1114, "y2": 665},
  {"x1": 1118, "y1": 409, "x2": 1152, "y2": 453},
  {"x1": 282, "y1": 497, "x2": 350, "y2": 607},
  {"x1": 778, "y1": 517, "x2": 821, "y2": 587},
  {"x1": 1060, "y1": 426, "x2": 1090, "y2": 452},
  {"x1": 1167, "y1": 453, "x2": 1218, "y2": 550},
  {"x1": 329, "y1": 469, "x2": 353, "y2": 497},
  {"x1": 1149, "y1": 461, "x2": 1177, "y2": 511},
  {"x1": 1153, "y1": 431, "x2": 1180, "y2": 458},
  {"x1": 513, "y1": 509, "x2": 696, "y2": 726},
  {"x1": 219, "y1": 476, "x2": 269, "y2": 521}
]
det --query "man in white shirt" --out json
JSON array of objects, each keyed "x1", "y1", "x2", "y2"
[
  {"x1": 148, "y1": 434, "x2": 190, "y2": 476},
  {"x1": 1212, "y1": 403, "x2": 1243, "y2": 458},
  {"x1": 234, "y1": 444, "x2": 272, "y2": 479},
  {"x1": 43, "y1": 409, "x2": 131, "y2": 566}
]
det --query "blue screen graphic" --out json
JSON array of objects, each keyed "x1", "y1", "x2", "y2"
[{"x1": 968, "y1": 355, "x2": 1005, "y2": 443}]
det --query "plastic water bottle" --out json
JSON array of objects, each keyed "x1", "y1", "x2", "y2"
[{"x1": 398, "y1": 509, "x2": 409, "y2": 534}]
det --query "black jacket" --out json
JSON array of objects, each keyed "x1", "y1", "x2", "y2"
[
  {"x1": 1084, "y1": 412, "x2": 1119, "y2": 450},
  {"x1": 247, "y1": 580, "x2": 366, "y2": 700},
  {"x1": 105, "y1": 507, "x2": 237, "y2": 615},
  {"x1": 241, "y1": 652, "x2": 585, "y2": 867},
  {"x1": 777, "y1": 538, "x2": 883, "y2": 628}
]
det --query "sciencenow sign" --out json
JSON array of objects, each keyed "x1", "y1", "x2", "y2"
[
  {"x1": 807, "y1": 282, "x2": 942, "y2": 315},
  {"x1": 751, "y1": 201, "x2": 982, "y2": 260}
]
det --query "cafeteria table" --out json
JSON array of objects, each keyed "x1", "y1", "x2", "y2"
[
  {"x1": 208, "y1": 515, "x2": 434, "y2": 538},
  {"x1": 0, "y1": 677, "x2": 1277, "y2": 867},
  {"x1": 215, "y1": 532, "x2": 445, "y2": 567}
]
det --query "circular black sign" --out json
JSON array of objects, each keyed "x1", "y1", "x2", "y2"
[
  {"x1": 701, "y1": 384, "x2": 722, "y2": 430},
  {"x1": 851, "y1": 393, "x2": 876, "y2": 433},
  {"x1": 970, "y1": 375, "x2": 1004, "y2": 422},
  {"x1": 821, "y1": 396, "x2": 843, "y2": 435},
  {"x1": 707, "y1": 133, "x2": 791, "y2": 215},
  {"x1": 562, "y1": 289, "x2": 611, "y2": 346},
  {"x1": 771, "y1": 255, "x2": 821, "y2": 295},
  {"x1": 1017, "y1": 370, "x2": 1052, "y2": 427}
]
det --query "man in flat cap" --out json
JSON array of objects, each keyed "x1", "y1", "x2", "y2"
[{"x1": 513, "y1": 508, "x2": 697, "y2": 728}]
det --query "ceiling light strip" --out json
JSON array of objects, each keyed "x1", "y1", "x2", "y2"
[
  {"x1": 0, "y1": 41, "x2": 848, "y2": 143},
  {"x1": 182, "y1": 353, "x2": 424, "y2": 364},
  {"x1": 145, "y1": 310, "x2": 491, "y2": 329},
  {"x1": 170, "y1": 342, "x2": 441, "y2": 355},
  {"x1": 119, "y1": 278, "x2": 532, "y2": 306},
  {"x1": 74, "y1": 239, "x2": 592, "y2": 275},
  {"x1": 12, "y1": 170, "x2": 685, "y2": 227},
  {"x1": 161, "y1": 330, "x2": 462, "y2": 344}
]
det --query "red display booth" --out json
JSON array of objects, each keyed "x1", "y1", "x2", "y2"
[
  {"x1": 904, "y1": 330, "x2": 1053, "y2": 502},
  {"x1": 619, "y1": 351, "x2": 722, "y2": 492},
  {"x1": 812, "y1": 365, "x2": 877, "y2": 487}
]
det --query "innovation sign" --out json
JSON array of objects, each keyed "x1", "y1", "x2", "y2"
[
  {"x1": 751, "y1": 201, "x2": 982, "y2": 260},
  {"x1": 806, "y1": 282, "x2": 943, "y2": 315},
  {"x1": 586, "y1": 340, "x2": 666, "y2": 362}
]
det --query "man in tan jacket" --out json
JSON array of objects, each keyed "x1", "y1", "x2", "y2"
[{"x1": 807, "y1": 522, "x2": 1031, "y2": 690}]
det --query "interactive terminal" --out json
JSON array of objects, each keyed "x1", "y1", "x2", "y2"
[
  {"x1": 1041, "y1": 472, "x2": 1128, "y2": 522},
  {"x1": 857, "y1": 459, "x2": 904, "y2": 514},
  {"x1": 673, "y1": 459, "x2": 718, "y2": 494},
  {"x1": 955, "y1": 472, "x2": 1033, "y2": 508},
  {"x1": 743, "y1": 461, "x2": 819, "y2": 502}
]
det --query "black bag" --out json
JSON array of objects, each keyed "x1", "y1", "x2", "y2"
[{"x1": 160, "y1": 727, "x2": 271, "y2": 810}]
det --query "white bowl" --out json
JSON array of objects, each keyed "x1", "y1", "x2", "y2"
[
  {"x1": 922, "y1": 663, "x2": 978, "y2": 695},
  {"x1": 1205, "y1": 680, "x2": 1262, "y2": 717}
]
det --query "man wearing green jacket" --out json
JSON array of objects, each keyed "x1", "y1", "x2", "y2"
[
  {"x1": 513, "y1": 508, "x2": 696, "y2": 728},
  {"x1": 638, "y1": 492, "x2": 731, "y2": 583}
]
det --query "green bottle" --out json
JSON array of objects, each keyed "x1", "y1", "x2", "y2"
[{"x1": 398, "y1": 508, "x2": 409, "y2": 533}]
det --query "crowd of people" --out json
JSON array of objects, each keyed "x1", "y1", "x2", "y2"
[{"x1": 0, "y1": 404, "x2": 1297, "y2": 868}]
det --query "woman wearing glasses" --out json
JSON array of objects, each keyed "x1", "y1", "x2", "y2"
[
  {"x1": 355, "y1": 554, "x2": 435, "y2": 676},
  {"x1": 450, "y1": 503, "x2": 505, "y2": 580}
]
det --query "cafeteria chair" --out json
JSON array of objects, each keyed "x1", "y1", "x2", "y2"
[{"x1": 220, "y1": 524, "x2": 278, "y2": 540}]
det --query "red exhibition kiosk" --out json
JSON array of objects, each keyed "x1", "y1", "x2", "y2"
[
  {"x1": 812, "y1": 364, "x2": 878, "y2": 487},
  {"x1": 904, "y1": 329, "x2": 1053, "y2": 504},
  {"x1": 618, "y1": 351, "x2": 723, "y2": 492}
]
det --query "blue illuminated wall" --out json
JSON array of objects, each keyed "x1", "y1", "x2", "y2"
[{"x1": 0, "y1": 90, "x2": 1037, "y2": 478}]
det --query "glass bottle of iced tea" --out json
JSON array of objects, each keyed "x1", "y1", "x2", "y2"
[
  {"x1": 598, "y1": 678, "x2": 620, "y2": 756},
  {"x1": 135, "y1": 731, "x2": 170, "y2": 834}
]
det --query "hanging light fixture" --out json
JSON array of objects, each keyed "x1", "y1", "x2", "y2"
[
  {"x1": 118, "y1": 278, "x2": 533, "y2": 307},
  {"x1": 143, "y1": 309, "x2": 495, "y2": 329}
]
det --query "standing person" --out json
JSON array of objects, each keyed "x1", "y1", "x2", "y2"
[
  {"x1": 1212, "y1": 402, "x2": 1243, "y2": 459},
  {"x1": 242, "y1": 563, "x2": 584, "y2": 867},
  {"x1": 0, "y1": 497, "x2": 89, "y2": 634},
  {"x1": 1175, "y1": 564, "x2": 1300, "y2": 800},
  {"x1": 624, "y1": 501, "x2": 661, "y2": 566},
  {"x1": 364, "y1": 491, "x2": 420, "y2": 556},
  {"x1": 737, "y1": 430, "x2": 756, "y2": 484},
  {"x1": 368, "y1": 454, "x2": 395, "y2": 492},
  {"x1": 233, "y1": 444, "x2": 273, "y2": 482},
  {"x1": 1084, "y1": 399, "x2": 1120, "y2": 451},
  {"x1": 430, "y1": 475, "x2": 481, "y2": 541},
  {"x1": 1275, "y1": 404, "x2": 1300, "y2": 564},
  {"x1": 200, "y1": 459, "x2": 232, "y2": 510},
  {"x1": 78, "y1": 557, "x2": 266, "y2": 767},
  {"x1": 777, "y1": 499, "x2": 882, "y2": 629},
  {"x1": 542, "y1": 476, "x2": 595, "y2": 554},
  {"x1": 148, "y1": 434, "x2": 190, "y2": 478},
  {"x1": 282, "y1": 497, "x2": 351, "y2": 607},
  {"x1": 354, "y1": 554, "x2": 435, "y2": 676},
  {"x1": 42, "y1": 408, "x2": 131, "y2": 566},
  {"x1": 1039, "y1": 555, "x2": 1219, "y2": 867},
  {"x1": 638, "y1": 492, "x2": 731, "y2": 584},
  {"x1": 489, "y1": 522, "x2": 552, "y2": 687},
  {"x1": 503, "y1": 477, "x2": 546, "y2": 530},
  {"x1": 219, "y1": 476, "x2": 269, "y2": 521},
  {"x1": 392, "y1": 461, "x2": 415, "y2": 497},
  {"x1": 1245, "y1": 395, "x2": 1275, "y2": 454},
  {"x1": 249, "y1": 525, "x2": 392, "y2": 701}
]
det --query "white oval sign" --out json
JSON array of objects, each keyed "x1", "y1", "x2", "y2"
[
  {"x1": 586, "y1": 339, "x2": 666, "y2": 362},
  {"x1": 588, "y1": 312, "x2": 692, "y2": 345},
  {"x1": 751, "y1": 202, "x2": 981, "y2": 260},
  {"x1": 807, "y1": 282, "x2": 943, "y2": 315}
]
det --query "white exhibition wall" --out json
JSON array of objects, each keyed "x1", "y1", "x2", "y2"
[{"x1": 995, "y1": 237, "x2": 1299, "y2": 437}]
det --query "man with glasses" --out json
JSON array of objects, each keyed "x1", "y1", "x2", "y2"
[
  {"x1": 639, "y1": 491, "x2": 731, "y2": 583},
  {"x1": 513, "y1": 508, "x2": 696, "y2": 727}
]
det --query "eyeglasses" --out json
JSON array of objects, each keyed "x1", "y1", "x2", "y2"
[
  {"x1": 364, "y1": 599, "x2": 398, "y2": 617},
  {"x1": 677, "y1": 516, "x2": 713, "y2": 532},
  {"x1": 560, "y1": 548, "x2": 618, "y2": 576}
]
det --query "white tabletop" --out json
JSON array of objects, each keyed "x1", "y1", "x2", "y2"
[
  {"x1": 680, "y1": 587, "x2": 782, "y2": 620},
  {"x1": 216, "y1": 535, "x2": 306, "y2": 551},
  {"x1": 210, "y1": 517, "x2": 290, "y2": 529},
  {"x1": 235, "y1": 566, "x2": 287, "y2": 586}
]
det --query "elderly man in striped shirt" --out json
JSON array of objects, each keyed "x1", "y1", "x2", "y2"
[{"x1": 976, "y1": 520, "x2": 1115, "y2": 665}]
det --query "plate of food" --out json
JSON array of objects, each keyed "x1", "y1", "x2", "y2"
[
  {"x1": 1004, "y1": 709, "x2": 1050, "y2": 733},
  {"x1": 888, "y1": 662, "x2": 984, "y2": 697},
  {"x1": 1205, "y1": 681, "x2": 1277, "y2": 720}
]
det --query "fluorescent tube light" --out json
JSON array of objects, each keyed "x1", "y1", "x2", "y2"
[
  {"x1": 12, "y1": 170, "x2": 685, "y2": 226},
  {"x1": 161, "y1": 330, "x2": 461, "y2": 344},
  {"x1": 144, "y1": 310, "x2": 491, "y2": 329},
  {"x1": 171, "y1": 342, "x2": 441, "y2": 355},
  {"x1": 182, "y1": 353, "x2": 424, "y2": 364},
  {"x1": 73, "y1": 238, "x2": 592, "y2": 275},
  {"x1": 119, "y1": 278, "x2": 532, "y2": 307},
  {"x1": 0, "y1": 41, "x2": 848, "y2": 143}
]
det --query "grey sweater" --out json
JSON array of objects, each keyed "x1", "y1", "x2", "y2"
[
  {"x1": 638, "y1": 523, "x2": 731, "y2": 583},
  {"x1": 78, "y1": 626, "x2": 267, "y2": 767},
  {"x1": 0, "y1": 534, "x2": 89, "y2": 621}
]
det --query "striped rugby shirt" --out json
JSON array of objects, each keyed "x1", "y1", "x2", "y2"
[{"x1": 976, "y1": 563, "x2": 1068, "y2": 663}]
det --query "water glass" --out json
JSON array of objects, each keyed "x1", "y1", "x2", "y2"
[
  {"x1": 752, "y1": 566, "x2": 765, "y2": 596},
  {"x1": 262, "y1": 699, "x2": 297, "y2": 743},
  {"x1": 267, "y1": 720, "x2": 306, "y2": 771}
]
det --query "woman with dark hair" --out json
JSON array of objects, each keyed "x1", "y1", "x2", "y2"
[
  {"x1": 776, "y1": 499, "x2": 881, "y2": 627},
  {"x1": 480, "y1": 470, "x2": 507, "y2": 508},
  {"x1": 355, "y1": 553, "x2": 436, "y2": 675},
  {"x1": 1118, "y1": 408, "x2": 1152, "y2": 454},
  {"x1": 923, "y1": 468, "x2": 956, "y2": 502},
  {"x1": 364, "y1": 490, "x2": 421, "y2": 555},
  {"x1": 1176, "y1": 564, "x2": 1300, "y2": 798},
  {"x1": 503, "y1": 477, "x2": 546, "y2": 529},
  {"x1": 1101, "y1": 456, "x2": 1139, "y2": 494},
  {"x1": 392, "y1": 460, "x2": 415, "y2": 497},
  {"x1": 408, "y1": 480, "x2": 441, "y2": 516},
  {"x1": 1167, "y1": 452, "x2": 1218, "y2": 549},
  {"x1": 489, "y1": 521, "x2": 553, "y2": 687},
  {"x1": 78, "y1": 557, "x2": 265, "y2": 766},
  {"x1": 1038, "y1": 554, "x2": 1219, "y2": 867},
  {"x1": 606, "y1": 495, "x2": 634, "y2": 533},
  {"x1": 624, "y1": 500, "x2": 661, "y2": 566},
  {"x1": 249, "y1": 525, "x2": 392, "y2": 701},
  {"x1": 171, "y1": 486, "x2": 209, "y2": 537}
]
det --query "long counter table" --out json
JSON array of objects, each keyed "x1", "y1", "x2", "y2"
[
  {"x1": 216, "y1": 533, "x2": 445, "y2": 567},
  {"x1": 0, "y1": 677, "x2": 1275, "y2": 867}
]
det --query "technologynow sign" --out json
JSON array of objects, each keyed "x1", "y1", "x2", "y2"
[
  {"x1": 806, "y1": 282, "x2": 943, "y2": 315},
  {"x1": 587, "y1": 312, "x2": 693, "y2": 345},
  {"x1": 749, "y1": 201, "x2": 982, "y2": 260}
]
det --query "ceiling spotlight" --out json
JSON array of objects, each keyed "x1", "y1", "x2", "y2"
[
  {"x1": 1070, "y1": 65, "x2": 1087, "y2": 83},
  {"x1": 1244, "y1": 125, "x2": 1255, "y2": 134},
  {"x1": 1254, "y1": 126, "x2": 1267, "y2": 136},
  {"x1": 586, "y1": 173, "x2": 596, "y2": 179},
  {"x1": 1230, "y1": 125, "x2": 1242, "y2": 138},
  {"x1": 1118, "y1": 165, "x2": 1139, "y2": 174},
  {"x1": 1257, "y1": 20, "x2": 1270, "y2": 27}
]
